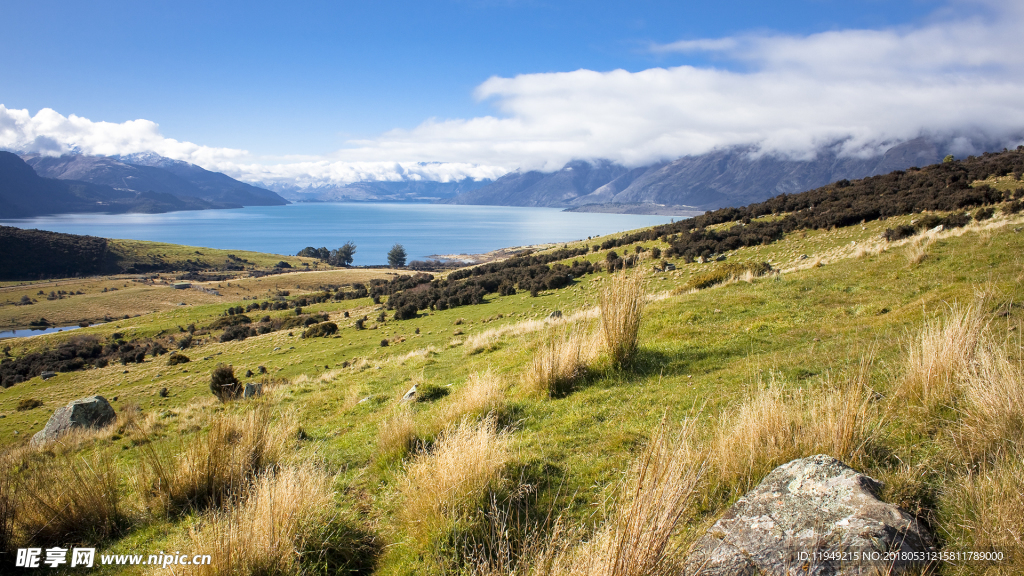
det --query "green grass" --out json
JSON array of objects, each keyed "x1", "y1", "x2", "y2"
[{"x1": 1, "y1": 206, "x2": 1023, "y2": 574}]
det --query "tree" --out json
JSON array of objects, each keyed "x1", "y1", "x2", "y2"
[
  {"x1": 331, "y1": 242, "x2": 356, "y2": 267},
  {"x1": 296, "y1": 246, "x2": 318, "y2": 257},
  {"x1": 388, "y1": 244, "x2": 407, "y2": 268}
]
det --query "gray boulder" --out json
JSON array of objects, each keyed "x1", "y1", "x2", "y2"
[
  {"x1": 243, "y1": 382, "x2": 263, "y2": 398},
  {"x1": 30, "y1": 395, "x2": 116, "y2": 447},
  {"x1": 684, "y1": 455, "x2": 935, "y2": 576}
]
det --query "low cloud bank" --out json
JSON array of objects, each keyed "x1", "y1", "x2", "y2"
[{"x1": 2, "y1": 0, "x2": 1023, "y2": 184}]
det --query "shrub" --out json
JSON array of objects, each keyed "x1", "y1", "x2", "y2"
[
  {"x1": 600, "y1": 271, "x2": 646, "y2": 367},
  {"x1": 220, "y1": 324, "x2": 255, "y2": 343},
  {"x1": 302, "y1": 322, "x2": 338, "y2": 338},
  {"x1": 682, "y1": 261, "x2": 771, "y2": 291},
  {"x1": 16, "y1": 398, "x2": 43, "y2": 411},
  {"x1": 395, "y1": 303, "x2": 418, "y2": 320},
  {"x1": 354, "y1": 318, "x2": 365, "y2": 330},
  {"x1": 416, "y1": 382, "x2": 450, "y2": 403},
  {"x1": 167, "y1": 352, "x2": 190, "y2": 366},
  {"x1": 210, "y1": 364, "x2": 242, "y2": 401},
  {"x1": 178, "y1": 334, "x2": 193, "y2": 349}
]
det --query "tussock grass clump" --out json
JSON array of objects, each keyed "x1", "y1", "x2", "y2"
[
  {"x1": 526, "y1": 323, "x2": 597, "y2": 397},
  {"x1": 377, "y1": 407, "x2": 418, "y2": 462},
  {"x1": 440, "y1": 371, "x2": 508, "y2": 426},
  {"x1": 15, "y1": 451, "x2": 131, "y2": 545},
  {"x1": 138, "y1": 406, "x2": 291, "y2": 515},
  {"x1": 942, "y1": 454, "x2": 1024, "y2": 571},
  {"x1": 400, "y1": 415, "x2": 512, "y2": 545},
  {"x1": 600, "y1": 271, "x2": 646, "y2": 368},
  {"x1": 894, "y1": 299, "x2": 986, "y2": 417},
  {"x1": 177, "y1": 463, "x2": 374, "y2": 576},
  {"x1": 486, "y1": 418, "x2": 707, "y2": 576},
  {"x1": 712, "y1": 374, "x2": 877, "y2": 494},
  {"x1": 954, "y1": 335, "x2": 1024, "y2": 462}
]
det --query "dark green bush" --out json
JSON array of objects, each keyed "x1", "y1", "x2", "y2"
[
  {"x1": 209, "y1": 364, "x2": 241, "y2": 401},
  {"x1": 167, "y1": 352, "x2": 190, "y2": 366},
  {"x1": 302, "y1": 322, "x2": 338, "y2": 339}
]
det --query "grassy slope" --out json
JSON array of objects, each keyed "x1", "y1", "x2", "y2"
[{"x1": 1, "y1": 208, "x2": 1023, "y2": 574}]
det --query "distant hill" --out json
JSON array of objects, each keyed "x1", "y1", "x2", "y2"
[
  {"x1": 445, "y1": 138, "x2": 951, "y2": 211},
  {"x1": 267, "y1": 178, "x2": 491, "y2": 203},
  {"x1": 24, "y1": 153, "x2": 288, "y2": 207},
  {"x1": 114, "y1": 153, "x2": 288, "y2": 206},
  {"x1": 0, "y1": 152, "x2": 221, "y2": 218},
  {"x1": 0, "y1": 226, "x2": 120, "y2": 280}
]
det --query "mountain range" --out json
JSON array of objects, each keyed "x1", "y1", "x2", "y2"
[
  {"x1": 0, "y1": 152, "x2": 287, "y2": 219},
  {"x1": 443, "y1": 137, "x2": 953, "y2": 212},
  {"x1": 266, "y1": 178, "x2": 490, "y2": 203}
]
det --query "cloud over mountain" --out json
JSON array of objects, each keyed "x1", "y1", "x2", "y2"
[{"x1": 2, "y1": 0, "x2": 1023, "y2": 185}]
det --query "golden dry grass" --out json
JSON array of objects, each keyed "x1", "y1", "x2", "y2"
[
  {"x1": 712, "y1": 373, "x2": 877, "y2": 494},
  {"x1": 14, "y1": 451, "x2": 131, "y2": 545},
  {"x1": 174, "y1": 463, "x2": 338, "y2": 576},
  {"x1": 894, "y1": 299, "x2": 986, "y2": 417},
  {"x1": 377, "y1": 406, "x2": 418, "y2": 462},
  {"x1": 954, "y1": 334, "x2": 1024, "y2": 463},
  {"x1": 600, "y1": 272, "x2": 645, "y2": 367},
  {"x1": 439, "y1": 371, "x2": 508, "y2": 426},
  {"x1": 136, "y1": 405, "x2": 292, "y2": 515},
  {"x1": 524, "y1": 323, "x2": 599, "y2": 397},
  {"x1": 400, "y1": 415, "x2": 512, "y2": 544}
]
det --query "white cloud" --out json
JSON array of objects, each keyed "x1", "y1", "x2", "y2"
[{"x1": 3, "y1": 0, "x2": 1024, "y2": 184}]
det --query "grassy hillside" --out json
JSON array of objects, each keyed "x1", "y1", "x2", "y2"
[
  {"x1": 1, "y1": 153, "x2": 1023, "y2": 575},
  {"x1": 0, "y1": 206, "x2": 1020, "y2": 574}
]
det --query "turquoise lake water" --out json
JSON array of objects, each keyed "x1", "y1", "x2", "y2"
[{"x1": 1, "y1": 203, "x2": 677, "y2": 265}]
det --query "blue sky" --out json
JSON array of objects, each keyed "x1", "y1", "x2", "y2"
[{"x1": 1, "y1": 0, "x2": 1021, "y2": 187}]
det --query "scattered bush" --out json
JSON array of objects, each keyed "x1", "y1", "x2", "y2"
[
  {"x1": 302, "y1": 322, "x2": 338, "y2": 339},
  {"x1": 16, "y1": 398, "x2": 43, "y2": 411},
  {"x1": 220, "y1": 324, "x2": 255, "y2": 343},
  {"x1": 210, "y1": 364, "x2": 242, "y2": 401},
  {"x1": 167, "y1": 352, "x2": 190, "y2": 366},
  {"x1": 683, "y1": 261, "x2": 771, "y2": 291}
]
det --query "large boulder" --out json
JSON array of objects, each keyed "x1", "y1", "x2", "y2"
[
  {"x1": 685, "y1": 455, "x2": 935, "y2": 576},
  {"x1": 30, "y1": 395, "x2": 116, "y2": 447}
]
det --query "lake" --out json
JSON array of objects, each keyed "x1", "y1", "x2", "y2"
[{"x1": 0, "y1": 203, "x2": 678, "y2": 265}]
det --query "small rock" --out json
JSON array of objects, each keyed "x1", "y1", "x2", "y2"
[
  {"x1": 243, "y1": 383, "x2": 263, "y2": 398},
  {"x1": 40, "y1": 371, "x2": 57, "y2": 380},
  {"x1": 548, "y1": 310, "x2": 563, "y2": 319},
  {"x1": 400, "y1": 385, "x2": 417, "y2": 402}
]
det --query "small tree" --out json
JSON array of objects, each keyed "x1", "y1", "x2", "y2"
[
  {"x1": 331, "y1": 242, "x2": 356, "y2": 267},
  {"x1": 388, "y1": 244, "x2": 407, "y2": 268}
]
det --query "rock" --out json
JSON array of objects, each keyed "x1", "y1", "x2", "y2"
[
  {"x1": 30, "y1": 396, "x2": 116, "y2": 447},
  {"x1": 684, "y1": 455, "x2": 935, "y2": 576},
  {"x1": 243, "y1": 382, "x2": 263, "y2": 398},
  {"x1": 400, "y1": 384, "x2": 417, "y2": 402},
  {"x1": 40, "y1": 371, "x2": 57, "y2": 380},
  {"x1": 549, "y1": 310, "x2": 563, "y2": 319}
]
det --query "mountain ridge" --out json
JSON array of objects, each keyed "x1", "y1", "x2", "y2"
[{"x1": 443, "y1": 138, "x2": 951, "y2": 211}]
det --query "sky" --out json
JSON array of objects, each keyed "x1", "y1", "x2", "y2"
[{"x1": 1, "y1": 0, "x2": 1022, "y2": 188}]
